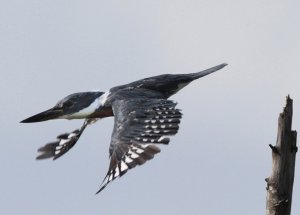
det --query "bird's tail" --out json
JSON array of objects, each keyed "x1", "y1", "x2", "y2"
[{"x1": 190, "y1": 63, "x2": 228, "y2": 80}]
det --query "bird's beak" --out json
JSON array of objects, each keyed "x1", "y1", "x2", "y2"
[{"x1": 20, "y1": 108, "x2": 63, "y2": 123}]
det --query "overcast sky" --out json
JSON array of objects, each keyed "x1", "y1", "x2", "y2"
[{"x1": 1, "y1": 0, "x2": 300, "y2": 214}]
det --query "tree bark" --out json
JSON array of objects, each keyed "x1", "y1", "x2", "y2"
[{"x1": 266, "y1": 96, "x2": 297, "y2": 215}]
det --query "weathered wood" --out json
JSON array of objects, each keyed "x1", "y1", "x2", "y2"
[{"x1": 266, "y1": 96, "x2": 297, "y2": 215}]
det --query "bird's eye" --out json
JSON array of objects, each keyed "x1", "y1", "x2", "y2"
[{"x1": 64, "y1": 101, "x2": 74, "y2": 107}]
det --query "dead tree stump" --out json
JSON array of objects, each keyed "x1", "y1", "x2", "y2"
[{"x1": 266, "y1": 96, "x2": 297, "y2": 215}]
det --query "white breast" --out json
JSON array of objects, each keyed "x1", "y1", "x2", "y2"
[{"x1": 99, "y1": 90, "x2": 111, "y2": 106}]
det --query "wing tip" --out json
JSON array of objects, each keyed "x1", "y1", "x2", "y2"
[
  {"x1": 95, "y1": 185, "x2": 106, "y2": 195},
  {"x1": 96, "y1": 143, "x2": 161, "y2": 194}
]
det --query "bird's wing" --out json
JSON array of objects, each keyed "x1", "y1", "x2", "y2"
[
  {"x1": 36, "y1": 119, "x2": 98, "y2": 160},
  {"x1": 97, "y1": 98, "x2": 182, "y2": 193}
]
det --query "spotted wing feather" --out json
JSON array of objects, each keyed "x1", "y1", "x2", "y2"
[
  {"x1": 36, "y1": 119, "x2": 97, "y2": 160},
  {"x1": 96, "y1": 99, "x2": 182, "y2": 193}
]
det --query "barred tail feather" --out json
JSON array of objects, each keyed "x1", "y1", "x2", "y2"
[{"x1": 190, "y1": 63, "x2": 228, "y2": 80}]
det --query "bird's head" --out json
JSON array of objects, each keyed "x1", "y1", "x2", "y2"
[{"x1": 20, "y1": 91, "x2": 105, "y2": 123}]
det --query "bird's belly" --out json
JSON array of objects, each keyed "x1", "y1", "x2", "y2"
[{"x1": 172, "y1": 82, "x2": 190, "y2": 94}]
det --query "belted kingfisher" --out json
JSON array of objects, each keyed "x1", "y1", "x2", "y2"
[{"x1": 21, "y1": 63, "x2": 227, "y2": 193}]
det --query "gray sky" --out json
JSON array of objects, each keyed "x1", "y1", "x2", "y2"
[{"x1": 1, "y1": 0, "x2": 300, "y2": 214}]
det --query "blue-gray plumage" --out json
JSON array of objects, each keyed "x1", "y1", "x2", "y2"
[{"x1": 21, "y1": 63, "x2": 228, "y2": 193}]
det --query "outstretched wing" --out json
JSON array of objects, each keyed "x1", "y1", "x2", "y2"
[
  {"x1": 36, "y1": 119, "x2": 98, "y2": 160},
  {"x1": 96, "y1": 98, "x2": 182, "y2": 193}
]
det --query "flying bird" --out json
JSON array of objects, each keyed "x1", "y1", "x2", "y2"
[{"x1": 21, "y1": 63, "x2": 227, "y2": 193}]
